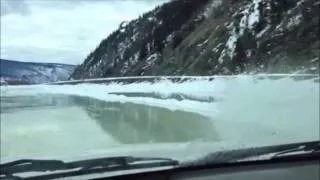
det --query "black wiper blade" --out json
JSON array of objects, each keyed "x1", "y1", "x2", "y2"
[
  {"x1": 235, "y1": 141, "x2": 320, "y2": 162},
  {"x1": 272, "y1": 141, "x2": 320, "y2": 159},
  {"x1": 0, "y1": 156, "x2": 179, "y2": 179},
  {"x1": 1, "y1": 159, "x2": 68, "y2": 178},
  {"x1": 184, "y1": 141, "x2": 320, "y2": 167}
]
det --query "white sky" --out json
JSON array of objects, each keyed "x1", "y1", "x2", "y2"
[{"x1": 0, "y1": 0, "x2": 168, "y2": 65}]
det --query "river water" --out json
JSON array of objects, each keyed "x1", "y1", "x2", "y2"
[
  {"x1": 1, "y1": 94, "x2": 219, "y2": 159},
  {"x1": 1, "y1": 75, "x2": 319, "y2": 160}
]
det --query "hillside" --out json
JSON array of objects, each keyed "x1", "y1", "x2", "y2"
[
  {"x1": 0, "y1": 59, "x2": 75, "y2": 85},
  {"x1": 70, "y1": 0, "x2": 319, "y2": 79}
]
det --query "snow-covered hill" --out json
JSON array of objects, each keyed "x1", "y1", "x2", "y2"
[
  {"x1": 0, "y1": 59, "x2": 75, "y2": 85},
  {"x1": 71, "y1": 0, "x2": 319, "y2": 79}
]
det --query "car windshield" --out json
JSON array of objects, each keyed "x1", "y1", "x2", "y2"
[{"x1": 0, "y1": 0, "x2": 319, "y2": 172}]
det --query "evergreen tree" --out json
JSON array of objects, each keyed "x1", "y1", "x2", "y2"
[{"x1": 139, "y1": 41, "x2": 148, "y2": 61}]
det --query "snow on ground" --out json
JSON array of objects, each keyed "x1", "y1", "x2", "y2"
[
  {"x1": 1, "y1": 75, "x2": 319, "y2": 161},
  {"x1": 218, "y1": 0, "x2": 262, "y2": 63},
  {"x1": 202, "y1": 0, "x2": 222, "y2": 18}
]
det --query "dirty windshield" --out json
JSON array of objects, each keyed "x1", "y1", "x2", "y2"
[{"x1": 0, "y1": 0, "x2": 319, "y2": 165}]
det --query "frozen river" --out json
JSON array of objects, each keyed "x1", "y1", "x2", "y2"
[{"x1": 1, "y1": 75, "x2": 319, "y2": 161}]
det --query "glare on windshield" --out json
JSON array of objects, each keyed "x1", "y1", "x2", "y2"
[{"x1": 0, "y1": 0, "x2": 319, "y2": 163}]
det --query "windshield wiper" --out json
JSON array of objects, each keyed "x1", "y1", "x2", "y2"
[
  {"x1": 2, "y1": 142, "x2": 319, "y2": 179},
  {"x1": 271, "y1": 141, "x2": 320, "y2": 159},
  {"x1": 183, "y1": 141, "x2": 320, "y2": 167},
  {"x1": 235, "y1": 141, "x2": 320, "y2": 162},
  {"x1": 0, "y1": 156, "x2": 179, "y2": 180}
]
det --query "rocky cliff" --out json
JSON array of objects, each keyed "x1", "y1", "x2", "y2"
[{"x1": 70, "y1": 0, "x2": 319, "y2": 79}]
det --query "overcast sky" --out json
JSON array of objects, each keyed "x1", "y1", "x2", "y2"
[{"x1": 0, "y1": 0, "x2": 168, "y2": 65}]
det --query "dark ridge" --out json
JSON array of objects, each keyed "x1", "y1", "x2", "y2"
[{"x1": 69, "y1": 0, "x2": 319, "y2": 80}]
